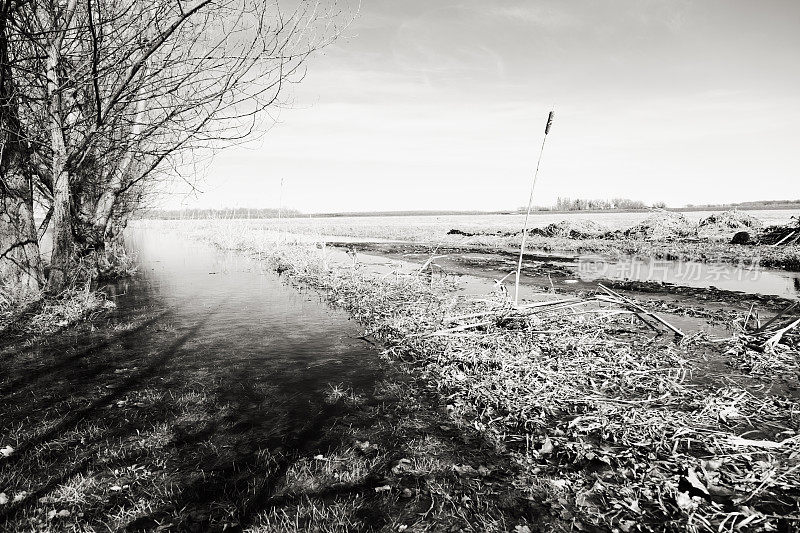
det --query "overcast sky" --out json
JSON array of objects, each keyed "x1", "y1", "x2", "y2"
[{"x1": 167, "y1": 0, "x2": 800, "y2": 212}]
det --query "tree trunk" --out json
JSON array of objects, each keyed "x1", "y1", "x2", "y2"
[
  {"x1": 0, "y1": 5, "x2": 43, "y2": 293},
  {"x1": 43, "y1": 30, "x2": 74, "y2": 292},
  {"x1": 46, "y1": 167, "x2": 72, "y2": 291},
  {"x1": 0, "y1": 174, "x2": 43, "y2": 292},
  {"x1": 91, "y1": 91, "x2": 147, "y2": 244}
]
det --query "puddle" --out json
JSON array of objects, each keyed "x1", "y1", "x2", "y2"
[
  {"x1": 575, "y1": 255, "x2": 800, "y2": 300},
  {"x1": 335, "y1": 240, "x2": 800, "y2": 302}
]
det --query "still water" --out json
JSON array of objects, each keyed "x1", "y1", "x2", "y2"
[
  {"x1": 111, "y1": 229, "x2": 385, "y2": 413},
  {"x1": 0, "y1": 230, "x2": 387, "y2": 527}
]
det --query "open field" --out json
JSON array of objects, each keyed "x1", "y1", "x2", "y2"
[
  {"x1": 173, "y1": 209, "x2": 799, "y2": 241},
  {"x1": 169, "y1": 209, "x2": 800, "y2": 272}
]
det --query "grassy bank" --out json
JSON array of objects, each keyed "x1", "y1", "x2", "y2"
[
  {"x1": 0, "y1": 336, "x2": 539, "y2": 532},
  {"x1": 0, "y1": 287, "x2": 114, "y2": 340},
  {"x1": 188, "y1": 222, "x2": 800, "y2": 532}
]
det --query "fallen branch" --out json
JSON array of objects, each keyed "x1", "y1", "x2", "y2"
[{"x1": 597, "y1": 284, "x2": 685, "y2": 337}]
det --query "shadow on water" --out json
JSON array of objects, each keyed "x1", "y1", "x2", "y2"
[{"x1": 0, "y1": 230, "x2": 419, "y2": 530}]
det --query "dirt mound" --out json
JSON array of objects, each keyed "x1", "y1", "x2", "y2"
[
  {"x1": 697, "y1": 210, "x2": 764, "y2": 241},
  {"x1": 530, "y1": 219, "x2": 610, "y2": 239},
  {"x1": 699, "y1": 210, "x2": 764, "y2": 230},
  {"x1": 624, "y1": 212, "x2": 696, "y2": 240}
]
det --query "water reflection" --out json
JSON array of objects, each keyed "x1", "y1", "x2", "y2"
[{"x1": 0, "y1": 230, "x2": 387, "y2": 529}]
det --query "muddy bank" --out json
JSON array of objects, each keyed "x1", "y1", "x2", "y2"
[{"x1": 331, "y1": 241, "x2": 800, "y2": 315}]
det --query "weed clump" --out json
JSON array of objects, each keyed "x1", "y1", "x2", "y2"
[
  {"x1": 697, "y1": 210, "x2": 764, "y2": 241},
  {"x1": 624, "y1": 211, "x2": 696, "y2": 240}
]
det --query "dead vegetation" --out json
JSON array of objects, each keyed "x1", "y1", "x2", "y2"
[
  {"x1": 725, "y1": 302, "x2": 800, "y2": 376},
  {"x1": 697, "y1": 210, "x2": 765, "y2": 241},
  {"x1": 194, "y1": 225, "x2": 800, "y2": 532},
  {"x1": 623, "y1": 211, "x2": 697, "y2": 240},
  {"x1": 761, "y1": 217, "x2": 800, "y2": 246},
  {"x1": 0, "y1": 285, "x2": 114, "y2": 339}
]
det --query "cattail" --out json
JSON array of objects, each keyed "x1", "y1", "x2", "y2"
[{"x1": 515, "y1": 109, "x2": 555, "y2": 305}]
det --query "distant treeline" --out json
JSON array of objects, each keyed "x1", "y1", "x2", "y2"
[
  {"x1": 139, "y1": 208, "x2": 302, "y2": 220},
  {"x1": 139, "y1": 208, "x2": 520, "y2": 219},
  {"x1": 139, "y1": 199, "x2": 799, "y2": 221},
  {"x1": 684, "y1": 200, "x2": 800, "y2": 210},
  {"x1": 539, "y1": 197, "x2": 664, "y2": 211}
]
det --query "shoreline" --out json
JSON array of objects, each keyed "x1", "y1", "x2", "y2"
[{"x1": 188, "y1": 224, "x2": 800, "y2": 532}]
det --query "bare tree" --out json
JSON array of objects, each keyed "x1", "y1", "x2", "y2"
[
  {"x1": 76, "y1": 0, "x2": 336, "y2": 257},
  {"x1": 0, "y1": 0, "x2": 44, "y2": 293},
  {"x1": 2, "y1": 0, "x2": 344, "y2": 291}
]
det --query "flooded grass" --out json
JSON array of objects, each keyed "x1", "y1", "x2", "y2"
[
  {"x1": 3, "y1": 222, "x2": 798, "y2": 531},
  {"x1": 0, "y1": 232, "x2": 542, "y2": 532},
  {"x1": 183, "y1": 220, "x2": 800, "y2": 532}
]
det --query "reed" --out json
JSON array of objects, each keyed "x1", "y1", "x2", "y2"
[{"x1": 515, "y1": 110, "x2": 553, "y2": 304}]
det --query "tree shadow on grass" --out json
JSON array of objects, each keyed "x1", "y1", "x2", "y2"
[
  {"x1": 0, "y1": 299, "x2": 542, "y2": 533},
  {"x1": 0, "y1": 307, "x2": 214, "y2": 523}
]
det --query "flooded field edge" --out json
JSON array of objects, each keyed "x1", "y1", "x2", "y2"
[
  {"x1": 330, "y1": 241, "x2": 800, "y2": 310},
  {"x1": 172, "y1": 222, "x2": 799, "y2": 532},
  {"x1": 0, "y1": 232, "x2": 545, "y2": 532}
]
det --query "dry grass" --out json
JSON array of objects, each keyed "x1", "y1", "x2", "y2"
[
  {"x1": 182, "y1": 219, "x2": 800, "y2": 532},
  {"x1": 0, "y1": 285, "x2": 113, "y2": 339}
]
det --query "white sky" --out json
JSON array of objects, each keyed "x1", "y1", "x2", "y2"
[{"x1": 165, "y1": 0, "x2": 800, "y2": 212}]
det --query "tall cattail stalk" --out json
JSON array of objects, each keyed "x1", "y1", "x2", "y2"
[{"x1": 514, "y1": 110, "x2": 554, "y2": 305}]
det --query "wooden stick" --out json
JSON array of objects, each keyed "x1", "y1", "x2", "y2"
[
  {"x1": 753, "y1": 302, "x2": 797, "y2": 334},
  {"x1": 743, "y1": 303, "x2": 755, "y2": 332},
  {"x1": 428, "y1": 320, "x2": 494, "y2": 336},
  {"x1": 597, "y1": 284, "x2": 685, "y2": 336},
  {"x1": 763, "y1": 317, "x2": 800, "y2": 349},
  {"x1": 773, "y1": 230, "x2": 796, "y2": 247}
]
